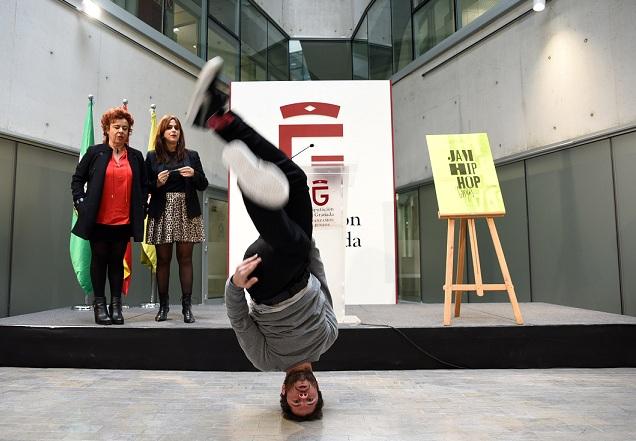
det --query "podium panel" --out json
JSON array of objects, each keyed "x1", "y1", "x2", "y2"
[{"x1": 305, "y1": 165, "x2": 348, "y2": 322}]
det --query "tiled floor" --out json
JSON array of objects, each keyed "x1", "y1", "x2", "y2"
[{"x1": 0, "y1": 367, "x2": 634, "y2": 440}]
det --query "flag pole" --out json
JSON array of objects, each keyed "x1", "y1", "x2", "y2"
[
  {"x1": 140, "y1": 103, "x2": 159, "y2": 309},
  {"x1": 120, "y1": 97, "x2": 132, "y2": 309},
  {"x1": 140, "y1": 268, "x2": 158, "y2": 309},
  {"x1": 72, "y1": 94, "x2": 95, "y2": 312}
]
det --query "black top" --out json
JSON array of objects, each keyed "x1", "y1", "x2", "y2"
[
  {"x1": 161, "y1": 152, "x2": 187, "y2": 193},
  {"x1": 70, "y1": 144, "x2": 148, "y2": 241},
  {"x1": 146, "y1": 149, "x2": 209, "y2": 219}
]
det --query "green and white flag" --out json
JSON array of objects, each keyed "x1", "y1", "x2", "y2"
[{"x1": 69, "y1": 96, "x2": 95, "y2": 296}]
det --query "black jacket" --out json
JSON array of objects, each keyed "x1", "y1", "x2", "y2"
[
  {"x1": 146, "y1": 149, "x2": 208, "y2": 219},
  {"x1": 70, "y1": 143, "x2": 148, "y2": 241}
]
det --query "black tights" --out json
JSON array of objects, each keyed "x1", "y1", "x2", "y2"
[
  {"x1": 90, "y1": 240, "x2": 128, "y2": 299},
  {"x1": 156, "y1": 242, "x2": 195, "y2": 300}
]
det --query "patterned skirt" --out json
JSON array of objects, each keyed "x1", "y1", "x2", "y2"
[{"x1": 146, "y1": 192, "x2": 205, "y2": 244}]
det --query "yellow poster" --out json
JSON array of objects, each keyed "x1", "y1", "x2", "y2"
[{"x1": 426, "y1": 133, "x2": 505, "y2": 217}]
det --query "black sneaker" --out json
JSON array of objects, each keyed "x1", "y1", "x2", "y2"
[{"x1": 186, "y1": 56, "x2": 227, "y2": 128}]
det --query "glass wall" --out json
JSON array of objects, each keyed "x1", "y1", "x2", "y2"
[
  {"x1": 417, "y1": 184, "x2": 448, "y2": 303},
  {"x1": 289, "y1": 40, "x2": 310, "y2": 81},
  {"x1": 268, "y1": 23, "x2": 289, "y2": 80},
  {"x1": 392, "y1": 0, "x2": 414, "y2": 72},
  {"x1": 353, "y1": 0, "x2": 415, "y2": 79},
  {"x1": 209, "y1": 0, "x2": 239, "y2": 33},
  {"x1": 289, "y1": 40, "x2": 352, "y2": 80},
  {"x1": 612, "y1": 132, "x2": 636, "y2": 316},
  {"x1": 526, "y1": 141, "x2": 621, "y2": 313},
  {"x1": 352, "y1": 16, "x2": 369, "y2": 80},
  {"x1": 112, "y1": 0, "x2": 163, "y2": 32},
  {"x1": 413, "y1": 0, "x2": 455, "y2": 56},
  {"x1": 112, "y1": 0, "x2": 203, "y2": 56},
  {"x1": 10, "y1": 144, "x2": 89, "y2": 315},
  {"x1": 207, "y1": 18, "x2": 240, "y2": 81},
  {"x1": 206, "y1": 198, "x2": 228, "y2": 299},
  {"x1": 352, "y1": 0, "x2": 503, "y2": 79},
  {"x1": 110, "y1": 0, "x2": 288, "y2": 81},
  {"x1": 397, "y1": 190, "x2": 421, "y2": 302},
  {"x1": 111, "y1": 0, "x2": 503, "y2": 82},
  {"x1": 368, "y1": 0, "x2": 393, "y2": 80},
  {"x1": 0, "y1": 139, "x2": 15, "y2": 317},
  {"x1": 164, "y1": 0, "x2": 202, "y2": 56},
  {"x1": 240, "y1": 0, "x2": 268, "y2": 80},
  {"x1": 458, "y1": 0, "x2": 499, "y2": 28},
  {"x1": 468, "y1": 162, "x2": 531, "y2": 303}
]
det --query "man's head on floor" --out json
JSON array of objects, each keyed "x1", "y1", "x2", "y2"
[{"x1": 280, "y1": 362, "x2": 323, "y2": 421}]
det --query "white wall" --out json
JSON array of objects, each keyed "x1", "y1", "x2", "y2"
[
  {"x1": 0, "y1": 0, "x2": 228, "y2": 188},
  {"x1": 229, "y1": 81, "x2": 396, "y2": 305},
  {"x1": 255, "y1": 0, "x2": 372, "y2": 38},
  {"x1": 392, "y1": 0, "x2": 636, "y2": 187}
]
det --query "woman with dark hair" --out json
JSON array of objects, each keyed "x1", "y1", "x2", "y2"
[
  {"x1": 71, "y1": 107, "x2": 148, "y2": 325},
  {"x1": 145, "y1": 115, "x2": 208, "y2": 323}
]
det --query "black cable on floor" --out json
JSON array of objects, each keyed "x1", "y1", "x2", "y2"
[{"x1": 359, "y1": 322, "x2": 470, "y2": 369}]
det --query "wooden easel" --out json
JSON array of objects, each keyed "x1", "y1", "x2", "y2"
[{"x1": 442, "y1": 214, "x2": 523, "y2": 326}]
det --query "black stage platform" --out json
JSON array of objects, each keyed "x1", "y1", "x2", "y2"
[{"x1": 1, "y1": 302, "x2": 635, "y2": 371}]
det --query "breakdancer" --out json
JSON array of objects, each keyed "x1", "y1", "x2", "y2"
[{"x1": 186, "y1": 57, "x2": 338, "y2": 421}]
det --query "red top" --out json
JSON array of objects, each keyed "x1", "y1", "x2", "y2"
[{"x1": 96, "y1": 149, "x2": 132, "y2": 225}]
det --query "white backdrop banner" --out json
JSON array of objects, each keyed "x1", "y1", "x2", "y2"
[{"x1": 228, "y1": 81, "x2": 396, "y2": 305}]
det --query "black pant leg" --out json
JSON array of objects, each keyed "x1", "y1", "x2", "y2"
[
  {"x1": 89, "y1": 240, "x2": 109, "y2": 298},
  {"x1": 219, "y1": 112, "x2": 313, "y2": 250},
  {"x1": 106, "y1": 240, "x2": 128, "y2": 299},
  {"x1": 218, "y1": 112, "x2": 308, "y2": 195}
]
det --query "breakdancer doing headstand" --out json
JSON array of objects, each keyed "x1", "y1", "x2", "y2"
[{"x1": 186, "y1": 57, "x2": 338, "y2": 421}]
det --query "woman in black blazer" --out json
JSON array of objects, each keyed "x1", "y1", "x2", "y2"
[
  {"x1": 146, "y1": 115, "x2": 208, "y2": 323},
  {"x1": 71, "y1": 107, "x2": 147, "y2": 325}
]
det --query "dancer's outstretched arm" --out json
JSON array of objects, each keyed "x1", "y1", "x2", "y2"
[{"x1": 225, "y1": 255, "x2": 269, "y2": 371}]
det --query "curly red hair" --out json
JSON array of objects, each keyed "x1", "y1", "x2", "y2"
[{"x1": 100, "y1": 107, "x2": 134, "y2": 143}]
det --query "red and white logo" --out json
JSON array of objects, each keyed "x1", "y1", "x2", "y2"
[
  {"x1": 278, "y1": 101, "x2": 345, "y2": 164},
  {"x1": 312, "y1": 179, "x2": 330, "y2": 206},
  {"x1": 279, "y1": 101, "x2": 345, "y2": 206}
]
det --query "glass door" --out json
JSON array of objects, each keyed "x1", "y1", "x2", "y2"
[
  {"x1": 204, "y1": 195, "x2": 228, "y2": 299},
  {"x1": 397, "y1": 190, "x2": 421, "y2": 302}
]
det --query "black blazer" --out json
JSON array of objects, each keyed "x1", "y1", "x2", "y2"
[
  {"x1": 146, "y1": 149, "x2": 209, "y2": 220},
  {"x1": 71, "y1": 143, "x2": 148, "y2": 241}
]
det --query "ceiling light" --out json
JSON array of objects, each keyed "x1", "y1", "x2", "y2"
[
  {"x1": 80, "y1": 0, "x2": 102, "y2": 19},
  {"x1": 533, "y1": 0, "x2": 546, "y2": 12}
]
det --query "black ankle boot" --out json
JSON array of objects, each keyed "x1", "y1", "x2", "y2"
[
  {"x1": 182, "y1": 295, "x2": 195, "y2": 324},
  {"x1": 93, "y1": 296, "x2": 112, "y2": 325},
  {"x1": 109, "y1": 296, "x2": 124, "y2": 325},
  {"x1": 155, "y1": 295, "x2": 169, "y2": 322}
]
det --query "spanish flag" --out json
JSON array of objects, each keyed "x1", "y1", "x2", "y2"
[
  {"x1": 140, "y1": 105, "x2": 158, "y2": 272},
  {"x1": 121, "y1": 99, "x2": 133, "y2": 295}
]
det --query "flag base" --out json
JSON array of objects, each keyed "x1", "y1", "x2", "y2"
[
  {"x1": 140, "y1": 302, "x2": 159, "y2": 309},
  {"x1": 71, "y1": 305, "x2": 92, "y2": 311}
]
